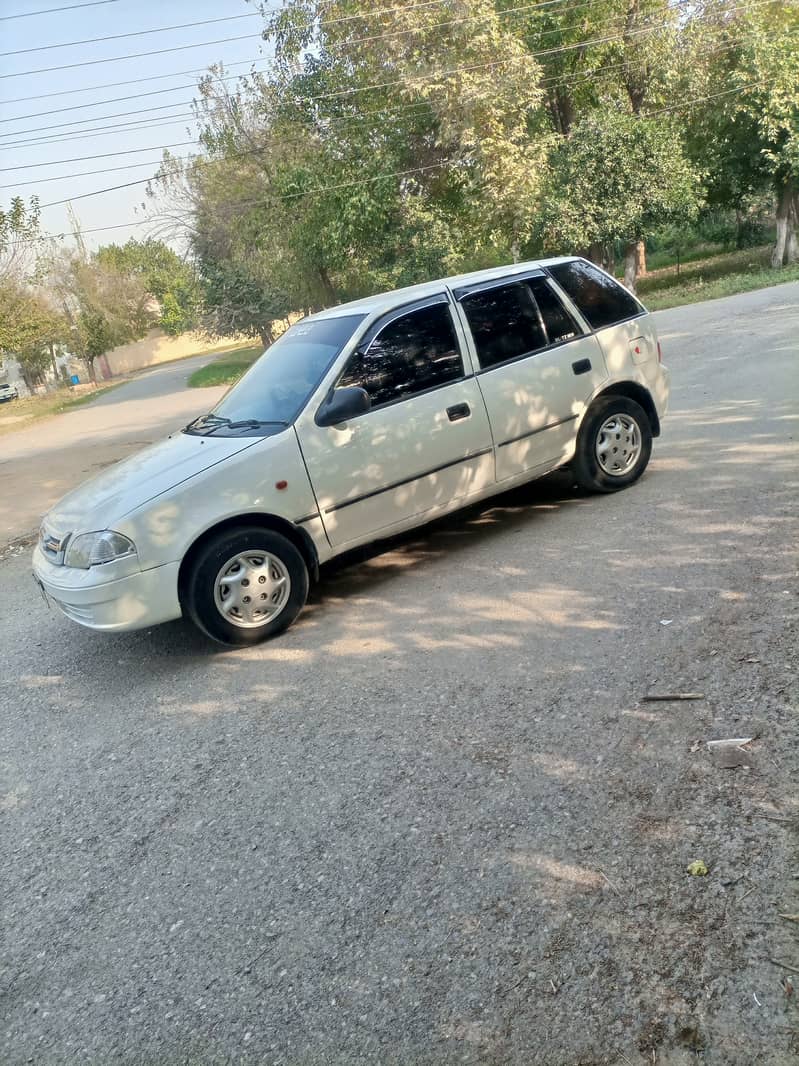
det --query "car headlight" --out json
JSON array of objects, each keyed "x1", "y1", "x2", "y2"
[{"x1": 64, "y1": 530, "x2": 137, "y2": 569}]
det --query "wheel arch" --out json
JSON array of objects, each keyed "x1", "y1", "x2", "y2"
[
  {"x1": 592, "y1": 381, "x2": 661, "y2": 437},
  {"x1": 178, "y1": 513, "x2": 320, "y2": 608}
]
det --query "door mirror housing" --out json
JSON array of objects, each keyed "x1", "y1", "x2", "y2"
[{"x1": 315, "y1": 386, "x2": 371, "y2": 427}]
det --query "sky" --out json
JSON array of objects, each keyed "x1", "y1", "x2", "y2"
[{"x1": 0, "y1": 0, "x2": 276, "y2": 251}]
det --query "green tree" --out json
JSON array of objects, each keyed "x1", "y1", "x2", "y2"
[
  {"x1": 44, "y1": 248, "x2": 155, "y2": 380},
  {"x1": 683, "y1": 0, "x2": 799, "y2": 266},
  {"x1": 0, "y1": 196, "x2": 40, "y2": 283},
  {"x1": 151, "y1": 0, "x2": 551, "y2": 327},
  {"x1": 95, "y1": 238, "x2": 201, "y2": 333},
  {"x1": 0, "y1": 279, "x2": 68, "y2": 389},
  {"x1": 537, "y1": 111, "x2": 701, "y2": 290}
]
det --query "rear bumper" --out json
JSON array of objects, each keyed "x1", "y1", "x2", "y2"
[
  {"x1": 654, "y1": 364, "x2": 670, "y2": 420},
  {"x1": 32, "y1": 545, "x2": 181, "y2": 632}
]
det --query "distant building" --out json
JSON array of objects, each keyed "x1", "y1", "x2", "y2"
[{"x1": 0, "y1": 348, "x2": 79, "y2": 397}]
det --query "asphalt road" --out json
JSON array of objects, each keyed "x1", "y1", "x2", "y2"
[
  {"x1": 1, "y1": 285, "x2": 797, "y2": 1065},
  {"x1": 0, "y1": 352, "x2": 228, "y2": 544}
]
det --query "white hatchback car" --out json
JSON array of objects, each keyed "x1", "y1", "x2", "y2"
[{"x1": 33, "y1": 257, "x2": 669, "y2": 645}]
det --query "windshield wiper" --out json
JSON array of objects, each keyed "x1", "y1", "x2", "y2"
[
  {"x1": 184, "y1": 413, "x2": 230, "y2": 432},
  {"x1": 224, "y1": 419, "x2": 289, "y2": 430},
  {"x1": 186, "y1": 415, "x2": 289, "y2": 435}
]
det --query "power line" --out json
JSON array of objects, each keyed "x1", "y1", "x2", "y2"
[
  {"x1": 0, "y1": 159, "x2": 169, "y2": 190},
  {"x1": 1, "y1": 1, "x2": 696, "y2": 132},
  {"x1": 0, "y1": 9, "x2": 759, "y2": 161},
  {"x1": 0, "y1": 0, "x2": 589, "y2": 135},
  {"x1": 323, "y1": 0, "x2": 643, "y2": 53},
  {"x1": 0, "y1": 31, "x2": 261, "y2": 80},
  {"x1": 13, "y1": 161, "x2": 456, "y2": 244},
  {"x1": 0, "y1": 12, "x2": 261, "y2": 57},
  {"x1": 0, "y1": 0, "x2": 626, "y2": 114},
  {"x1": 8, "y1": 74, "x2": 765, "y2": 246},
  {"x1": 2, "y1": 57, "x2": 268, "y2": 107},
  {"x1": 11, "y1": 70, "x2": 762, "y2": 246},
  {"x1": 0, "y1": 0, "x2": 121, "y2": 20},
  {"x1": 0, "y1": 102, "x2": 199, "y2": 143},
  {"x1": 0, "y1": 0, "x2": 580, "y2": 109},
  {"x1": 32, "y1": 61, "x2": 762, "y2": 209},
  {"x1": 0, "y1": 141, "x2": 198, "y2": 172},
  {"x1": 4, "y1": 113, "x2": 198, "y2": 152},
  {"x1": 0, "y1": 31, "x2": 758, "y2": 192},
  {"x1": 1, "y1": 66, "x2": 273, "y2": 123}
]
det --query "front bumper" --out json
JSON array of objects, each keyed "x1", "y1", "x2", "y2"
[{"x1": 32, "y1": 544, "x2": 181, "y2": 632}]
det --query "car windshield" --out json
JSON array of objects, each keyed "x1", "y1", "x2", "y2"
[{"x1": 186, "y1": 314, "x2": 366, "y2": 436}]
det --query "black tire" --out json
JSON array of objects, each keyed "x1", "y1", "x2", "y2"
[
  {"x1": 572, "y1": 395, "x2": 652, "y2": 493},
  {"x1": 183, "y1": 526, "x2": 309, "y2": 646}
]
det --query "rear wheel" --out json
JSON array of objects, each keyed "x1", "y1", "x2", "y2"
[
  {"x1": 573, "y1": 395, "x2": 652, "y2": 493},
  {"x1": 183, "y1": 527, "x2": 309, "y2": 645}
]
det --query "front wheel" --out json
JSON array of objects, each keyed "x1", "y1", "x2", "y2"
[
  {"x1": 183, "y1": 527, "x2": 309, "y2": 646},
  {"x1": 572, "y1": 395, "x2": 652, "y2": 493}
]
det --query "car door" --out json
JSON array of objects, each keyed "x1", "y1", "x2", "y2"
[
  {"x1": 294, "y1": 295, "x2": 495, "y2": 549},
  {"x1": 453, "y1": 272, "x2": 608, "y2": 483}
]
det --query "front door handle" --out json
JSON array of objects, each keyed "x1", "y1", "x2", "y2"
[
  {"x1": 572, "y1": 358, "x2": 592, "y2": 375},
  {"x1": 447, "y1": 403, "x2": 471, "y2": 422}
]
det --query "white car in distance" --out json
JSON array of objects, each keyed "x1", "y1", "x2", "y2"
[{"x1": 33, "y1": 257, "x2": 670, "y2": 646}]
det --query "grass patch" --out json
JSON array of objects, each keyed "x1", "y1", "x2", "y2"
[
  {"x1": 633, "y1": 244, "x2": 799, "y2": 310},
  {"x1": 0, "y1": 381, "x2": 124, "y2": 437},
  {"x1": 188, "y1": 346, "x2": 263, "y2": 388}
]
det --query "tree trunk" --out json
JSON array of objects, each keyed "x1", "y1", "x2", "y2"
[
  {"x1": 772, "y1": 178, "x2": 796, "y2": 268},
  {"x1": 787, "y1": 189, "x2": 798, "y2": 264},
  {"x1": 735, "y1": 208, "x2": 745, "y2": 249},
  {"x1": 258, "y1": 327, "x2": 273, "y2": 348},
  {"x1": 317, "y1": 266, "x2": 337, "y2": 307},
  {"x1": 547, "y1": 88, "x2": 575, "y2": 136},
  {"x1": 623, "y1": 241, "x2": 638, "y2": 293},
  {"x1": 635, "y1": 239, "x2": 647, "y2": 277},
  {"x1": 588, "y1": 243, "x2": 604, "y2": 266}
]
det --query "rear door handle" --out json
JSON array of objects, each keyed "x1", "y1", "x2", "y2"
[
  {"x1": 447, "y1": 403, "x2": 471, "y2": 422},
  {"x1": 572, "y1": 358, "x2": 592, "y2": 375}
]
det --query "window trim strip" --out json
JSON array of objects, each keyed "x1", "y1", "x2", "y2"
[
  {"x1": 497, "y1": 413, "x2": 578, "y2": 449},
  {"x1": 452, "y1": 268, "x2": 546, "y2": 300},
  {"x1": 474, "y1": 333, "x2": 582, "y2": 375},
  {"x1": 325, "y1": 448, "x2": 494, "y2": 514}
]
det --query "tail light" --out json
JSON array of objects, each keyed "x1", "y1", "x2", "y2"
[{"x1": 657, "y1": 340, "x2": 663, "y2": 363}]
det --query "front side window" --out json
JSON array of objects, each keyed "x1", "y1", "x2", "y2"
[
  {"x1": 548, "y1": 260, "x2": 643, "y2": 331},
  {"x1": 338, "y1": 302, "x2": 464, "y2": 408},
  {"x1": 187, "y1": 314, "x2": 366, "y2": 436},
  {"x1": 461, "y1": 282, "x2": 547, "y2": 369}
]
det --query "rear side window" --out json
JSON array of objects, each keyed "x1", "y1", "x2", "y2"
[
  {"x1": 548, "y1": 260, "x2": 643, "y2": 330},
  {"x1": 527, "y1": 277, "x2": 581, "y2": 345},
  {"x1": 462, "y1": 282, "x2": 547, "y2": 369},
  {"x1": 338, "y1": 302, "x2": 463, "y2": 408}
]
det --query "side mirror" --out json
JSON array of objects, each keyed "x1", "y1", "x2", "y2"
[{"x1": 315, "y1": 386, "x2": 371, "y2": 428}]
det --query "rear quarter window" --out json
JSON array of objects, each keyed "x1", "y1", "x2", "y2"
[{"x1": 548, "y1": 260, "x2": 644, "y2": 331}]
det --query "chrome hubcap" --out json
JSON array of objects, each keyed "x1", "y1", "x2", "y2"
[
  {"x1": 213, "y1": 551, "x2": 291, "y2": 629},
  {"x1": 595, "y1": 414, "x2": 642, "y2": 476}
]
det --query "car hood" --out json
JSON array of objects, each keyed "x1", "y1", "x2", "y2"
[{"x1": 44, "y1": 431, "x2": 267, "y2": 535}]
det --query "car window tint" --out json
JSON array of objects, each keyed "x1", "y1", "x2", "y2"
[
  {"x1": 548, "y1": 260, "x2": 643, "y2": 330},
  {"x1": 461, "y1": 282, "x2": 547, "y2": 369},
  {"x1": 338, "y1": 302, "x2": 463, "y2": 407},
  {"x1": 527, "y1": 277, "x2": 581, "y2": 345}
]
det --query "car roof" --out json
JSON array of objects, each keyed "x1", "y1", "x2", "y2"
[{"x1": 306, "y1": 256, "x2": 580, "y2": 321}]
